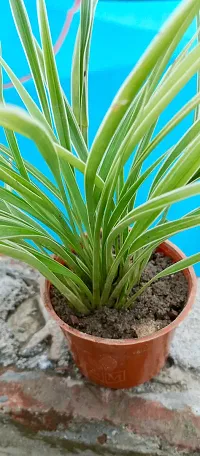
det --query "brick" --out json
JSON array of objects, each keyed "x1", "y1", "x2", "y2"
[{"x1": 0, "y1": 368, "x2": 200, "y2": 453}]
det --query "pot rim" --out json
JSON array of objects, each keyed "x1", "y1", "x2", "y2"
[{"x1": 42, "y1": 240, "x2": 197, "y2": 346}]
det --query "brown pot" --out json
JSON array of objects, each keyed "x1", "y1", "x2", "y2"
[{"x1": 41, "y1": 240, "x2": 197, "y2": 389}]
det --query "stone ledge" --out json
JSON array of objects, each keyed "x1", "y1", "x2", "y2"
[
  {"x1": 0, "y1": 368, "x2": 200, "y2": 455},
  {"x1": 1, "y1": 257, "x2": 200, "y2": 455}
]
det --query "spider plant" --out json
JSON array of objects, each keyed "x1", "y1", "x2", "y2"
[{"x1": 0, "y1": 0, "x2": 199, "y2": 315}]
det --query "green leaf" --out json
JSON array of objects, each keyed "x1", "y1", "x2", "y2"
[
  {"x1": 0, "y1": 48, "x2": 29, "y2": 181},
  {"x1": 100, "y1": 183, "x2": 200, "y2": 305},
  {"x1": 63, "y1": 94, "x2": 88, "y2": 161},
  {"x1": 86, "y1": 40, "x2": 200, "y2": 233},
  {"x1": 0, "y1": 143, "x2": 61, "y2": 201},
  {"x1": 55, "y1": 143, "x2": 103, "y2": 190},
  {"x1": 37, "y1": 0, "x2": 71, "y2": 150},
  {"x1": 0, "y1": 0, "x2": 199, "y2": 312},
  {"x1": 9, "y1": 0, "x2": 52, "y2": 125},
  {"x1": 59, "y1": 156, "x2": 91, "y2": 237},
  {"x1": 118, "y1": 183, "x2": 200, "y2": 236},
  {"x1": 0, "y1": 206, "x2": 48, "y2": 235},
  {"x1": 0, "y1": 222, "x2": 92, "y2": 301},
  {"x1": 121, "y1": 43, "x2": 200, "y2": 169},
  {"x1": 129, "y1": 215, "x2": 200, "y2": 255},
  {"x1": 101, "y1": 41, "x2": 200, "y2": 223},
  {"x1": 99, "y1": 85, "x2": 147, "y2": 182},
  {"x1": 150, "y1": 119, "x2": 200, "y2": 195},
  {"x1": 0, "y1": 241, "x2": 89, "y2": 314},
  {"x1": 0, "y1": 106, "x2": 87, "y2": 253},
  {"x1": 87, "y1": 0, "x2": 199, "y2": 202},
  {"x1": 128, "y1": 252, "x2": 200, "y2": 305},
  {"x1": 34, "y1": 37, "x2": 89, "y2": 161},
  {"x1": 194, "y1": 12, "x2": 200, "y2": 121},
  {"x1": 151, "y1": 129, "x2": 200, "y2": 197},
  {"x1": 0, "y1": 55, "x2": 55, "y2": 141},
  {"x1": 105, "y1": 150, "x2": 169, "y2": 236},
  {"x1": 72, "y1": 0, "x2": 97, "y2": 144},
  {"x1": 123, "y1": 89, "x2": 200, "y2": 197},
  {"x1": 4, "y1": 130, "x2": 29, "y2": 180}
]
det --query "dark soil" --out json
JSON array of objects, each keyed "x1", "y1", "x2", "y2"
[{"x1": 50, "y1": 252, "x2": 188, "y2": 339}]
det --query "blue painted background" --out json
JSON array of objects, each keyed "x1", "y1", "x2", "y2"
[{"x1": 0, "y1": 1, "x2": 199, "y2": 274}]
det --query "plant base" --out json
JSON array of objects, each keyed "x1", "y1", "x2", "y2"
[{"x1": 41, "y1": 241, "x2": 197, "y2": 389}]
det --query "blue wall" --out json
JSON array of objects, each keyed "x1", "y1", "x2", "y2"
[{"x1": 0, "y1": 1, "x2": 200, "y2": 273}]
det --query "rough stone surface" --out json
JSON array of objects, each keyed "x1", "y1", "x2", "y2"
[
  {"x1": 0, "y1": 368, "x2": 200, "y2": 455},
  {"x1": 0, "y1": 256, "x2": 39, "y2": 321},
  {"x1": 0, "y1": 418, "x2": 106, "y2": 456},
  {"x1": 8, "y1": 297, "x2": 44, "y2": 344},
  {"x1": 0, "y1": 255, "x2": 200, "y2": 455},
  {"x1": 3, "y1": 418, "x2": 196, "y2": 456},
  {"x1": 0, "y1": 256, "x2": 68, "y2": 370},
  {"x1": 171, "y1": 280, "x2": 200, "y2": 370},
  {"x1": 23, "y1": 295, "x2": 66, "y2": 364},
  {"x1": 1, "y1": 255, "x2": 200, "y2": 376}
]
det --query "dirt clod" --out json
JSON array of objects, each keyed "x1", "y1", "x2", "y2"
[{"x1": 97, "y1": 434, "x2": 107, "y2": 445}]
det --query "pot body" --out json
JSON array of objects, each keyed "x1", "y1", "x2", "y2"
[{"x1": 41, "y1": 240, "x2": 197, "y2": 389}]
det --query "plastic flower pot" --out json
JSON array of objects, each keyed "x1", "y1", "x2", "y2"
[{"x1": 41, "y1": 240, "x2": 197, "y2": 389}]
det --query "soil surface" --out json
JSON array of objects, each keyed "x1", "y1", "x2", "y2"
[{"x1": 50, "y1": 252, "x2": 188, "y2": 339}]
